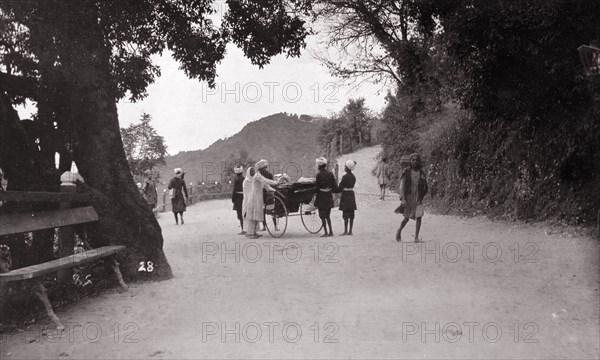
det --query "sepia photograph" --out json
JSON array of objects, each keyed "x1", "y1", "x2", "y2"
[{"x1": 0, "y1": 0, "x2": 599, "y2": 359}]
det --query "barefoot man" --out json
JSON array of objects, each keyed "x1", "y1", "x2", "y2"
[{"x1": 396, "y1": 153, "x2": 428, "y2": 242}]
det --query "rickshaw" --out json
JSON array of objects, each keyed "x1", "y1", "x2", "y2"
[{"x1": 263, "y1": 180, "x2": 322, "y2": 238}]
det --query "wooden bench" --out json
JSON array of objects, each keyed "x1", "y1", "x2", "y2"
[{"x1": 0, "y1": 190, "x2": 128, "y2": 330}]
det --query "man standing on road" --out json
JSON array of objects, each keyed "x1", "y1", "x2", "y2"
[
  {"x1": 377, "y1": 157, "x2": 390, "y2": 200},
  {"x1": 396, "y1": 153, "x2": 428, "y2": 242},
  {"x1": 315, "y1": 157, "x2": 337, "y2": 237},
  {"x1": 232, "y1": 165, "x2": 245, "y2": 234}
]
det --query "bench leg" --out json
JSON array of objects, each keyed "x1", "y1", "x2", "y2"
[
  {"x1": 106, "y1": 256, "x2": 128, "y2": 291},
  {"x1": 31, "y1": 279, "x2": 64, "y2": 331},
  {"x1": 0, "y1": 282, "x2": 8, "y2": 322}
]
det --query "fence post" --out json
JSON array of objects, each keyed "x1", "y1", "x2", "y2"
[
  {"x1": 162, "y1": 189, "x2": 167, "y2": 212},
  {"x1": 57, "y1": 172, "x2": 76, "y2": 285}
]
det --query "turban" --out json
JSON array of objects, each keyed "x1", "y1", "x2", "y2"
[
  {"x1": 233, "y1": 166, "x2": 243, "y2": 174},
  {"x1": 256, "y1": 159, "x2": 268, "y2": 169},
  {"x1": 410, "y1": 153, "x2": 420, "y2": 161},
  {"x1": 144, "y1": 169, "x2": 152, "y2": 176},
  {"x1": 345, "y1": 160, "x2": 356, "y2": 171},
  {"x1": 316, "y1": 157, "x2": 328, "y2": 166},
  {"x1": 174, "y1": 168, "x2": 182, "y2": 174}
]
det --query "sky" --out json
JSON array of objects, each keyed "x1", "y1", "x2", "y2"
[
  {"x1": 116, "y1": 38, "x2": 391, "y2": 154},
  {"x1": 16, "y1": 9, "x2": 393, "y2": 155}
]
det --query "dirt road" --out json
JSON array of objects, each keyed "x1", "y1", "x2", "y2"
[{"x1": 2, "y1": 146, "x2": 599, "y2": 359}]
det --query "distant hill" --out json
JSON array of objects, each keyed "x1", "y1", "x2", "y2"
[{"x1": 157, "y1": 113, "x2": 327, "y2": 188}]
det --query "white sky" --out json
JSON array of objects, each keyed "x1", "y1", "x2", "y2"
[
  {"x1": 116, "y1": 38, "x2": 390, "y2": 154},
  {"x1": 16, "y1": 8, "x2": 392, "y2": 155}
]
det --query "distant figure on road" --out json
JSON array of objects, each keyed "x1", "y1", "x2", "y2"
[
  {"x1": 245, "y1": 160, "x2": 278, "y2": 239},
  {"x1": 315, "y1": 157, "x2": 338, "y2": 237},
  {"x1": 168, "y1": 168, "x2": 189, "y2": 225},
  {"x1": 396, "y1": 154, "x2": 428, "y2": 242},
  {"x1": 335, "y1": 160, "x2": 357, "y2": 235},
  {"x1": 376, "y1": 157, "x2": 390, "y2": 200},
  {"x1": 232, "y1": 165, "x2": 245, "y2": 235},
  {"x1": 143, "y1": 169, "x2": 158, "y2": 211}
]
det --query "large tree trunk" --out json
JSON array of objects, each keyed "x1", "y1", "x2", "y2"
[{"x1": 41, "y1": 6, "x2": 173, "y2": 280}]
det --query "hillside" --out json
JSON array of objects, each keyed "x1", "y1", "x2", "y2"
[{"x1": 158, "y1": 113, "x2": 326, "y2": 187}]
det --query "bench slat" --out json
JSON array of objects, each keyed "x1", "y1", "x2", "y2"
[
  {"x1": 0, "y1": 206, "x2": 98, "y2": 236},
  {"x1": 0, "y1": 191, "x2": 91, "y2": 203},
  {"x1": 0, "y1": 246, "x2": 125, "y2": 283}
]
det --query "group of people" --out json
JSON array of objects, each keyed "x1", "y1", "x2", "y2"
[
  {"x1": 162, "y1": 152, "x2": 427, "y2": 242},
  {"x1": 230, "y1": 157, "x2": 359, "y2": 238},
  {"x1": 314, "y1": 157, "x2": 358, "y2": 236}
]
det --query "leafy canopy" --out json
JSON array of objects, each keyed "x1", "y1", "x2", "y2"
[
  {"x1": 0, "y1": 0, "x2": 314, "y2": 102},
  {"x1": 120, "y1": 113, "x2": 168, "y2": 178}
]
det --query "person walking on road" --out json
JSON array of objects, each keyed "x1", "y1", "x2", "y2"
[
  {"x1": 335, "y1": 160, "x2": 357, "y2": 235},
  {"x1": 376, "y1": 157, "x2": 391, "y2": 200},
  {"x1": 315, "y1": 157, "x2": 338, "y2": 237},
  {"x1": 396, "y1": 154, "x2": 428, "y2": 242},
  {"x1": 232, "y1": 165, "x2": 245, "y2": 235},
  {"x1": 168, "y1": 168, "x2": 189, "y2": 225}
]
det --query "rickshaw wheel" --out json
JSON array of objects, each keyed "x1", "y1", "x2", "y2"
[
  {"x1": 300, "y1": 197, "x2": 322, "y2": 234},
  {"x1": 264, "y1": 194, "x2": 288, "y2": 238}
]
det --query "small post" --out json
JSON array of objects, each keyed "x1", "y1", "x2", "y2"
[
  {"x1": 57, "y1": 172, "x2": 76, "y2": 285},
  {"x1": 189, "y1": 182, "x2": 194, "y2": 204},
  {"x1": 162, "y1": 189, "x2": 167, "y2": 212}
]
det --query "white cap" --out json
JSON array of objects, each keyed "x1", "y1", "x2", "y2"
[
  {"x1": 316, "y1": 157, "x2": 328, "y2": 166},
  {"x1": 256, "y1": 159, "x2": 268, "y2": 169},
  {"x1": 345, "y1": 160, "x2": 356, "y2": 171}
]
